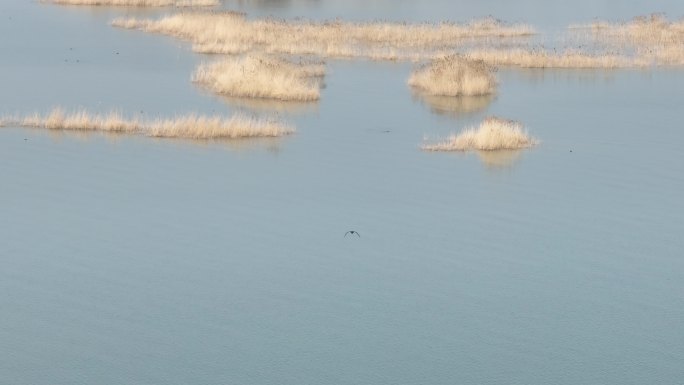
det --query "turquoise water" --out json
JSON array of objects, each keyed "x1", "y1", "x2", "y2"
[{"x1": 1, "y1": 1, "x2": 684, "y2": 384}]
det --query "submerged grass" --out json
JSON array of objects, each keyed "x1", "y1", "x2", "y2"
[
  {"x1": 412, "y1": 93, "x2": 495, "y2": 117},
  {"x1": 409, "y1": 55, "x2": 496, "y2": 96},
  {"x1": 10, "y1": 108, "x2": 293, "y2": 139},
  {"x1": 112, "y1": 13, "x2": 534, "y2": 59},
  {"x1": 422, "y1": 117, "x2": 538, "y2": 151},
  {"x1": 193, "y1": 55, "x2": 325, "y2": 101},
  {"x1": 50, "y1": 0, "x2": 219, "y2": 7}
]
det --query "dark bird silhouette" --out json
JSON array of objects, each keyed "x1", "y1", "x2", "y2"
[{"x1": 345, "y1": 231, "x2": 360, "y2": 238}]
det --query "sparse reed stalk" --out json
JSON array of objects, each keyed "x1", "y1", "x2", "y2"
[
  {"x1": 422, "y1": 117, "x2": 538, "y2": 151},
  {"x1": 50, "y1": 0, "x2": 219, "y2": 7},
  {"x1": 112, "y1": 13, "x2": 534, "y2": 59},
  {"x1": 193, "y1": 55, "x2": 325, "y2": 101},
  {"x1": 409, "y1": 55, "x2": 496, "y2": 96},
  {"x1": 10, "y1": 108, "x2": 293, "y2": 139}
]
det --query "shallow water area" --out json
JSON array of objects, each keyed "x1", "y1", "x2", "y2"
[{"x1": 2, "y1": 1, "x2": 684, "y2": 385}]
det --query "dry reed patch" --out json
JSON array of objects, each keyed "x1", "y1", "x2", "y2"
[
  {"x1": 51, "y1": 0, "x2": 218, "y2": 7},
  {"x1": 465, "y1": 48, "x2": 640, "y2": 68},
  {"x1": 571, "y1": 14, "x2": 684, "y2": 65},
  {"x1": 11, "y1": 108, "x2": 293, "y2": 139},
  {"x1": 147, "y1": 115, "x2": 293, "y2": 139},
  {"x1": 422, "y1": 117, "x2": 538, "y2": 151},
  {"x1": 193, "y1": 55, "x2": 325, "y2": 101},
  {"x1": 409, "y1": 55, "x2": 496, "y2": 96},
  {"x1": 112, "y1": 13, "x2": 534, "y2": 59},
  {"x1": 573, "y1": 14, "x2": 684, "y2": 46},
  {"x1": 21, "y1": 108, "x2": 140, "y2": 132}
]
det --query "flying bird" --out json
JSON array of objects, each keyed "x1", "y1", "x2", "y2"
[{"x1": 345, "y1": 231, "x2": 360, "y2": 238}]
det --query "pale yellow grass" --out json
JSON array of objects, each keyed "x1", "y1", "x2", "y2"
[
  {"x1": 409, "y1": 55, "x2": 496, "y2": 96},
  {"x1": 465, "y1": 48, "x2": 641, "y2": 68},
  {"x1": 12, "y1": 108, "x2": 293, "y2": 139},
  {"x1": 51, "y1": 0, "x2": 218, "y2": 7},
  {"x1": 193, "y1": 55, "x2": 324, "y2": 101},
  {"x1": 422, "y1": 117, "x2": 538, "y2": 151},
  {"x1": 112, "y1": 13, "x2": 534, "y2": 59}
]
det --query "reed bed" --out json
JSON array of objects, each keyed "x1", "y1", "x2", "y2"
[
  {"x1": 422, "y1": 117, "x2": 538, "y2": 151},
  {"x1": 193, "y1": 55, "x2": 325, "y2": 101},
  {"x1": 10, "y1": 108, "x2": 293, "y2": 139},
  {"x1": 409, "y1": 55, "x2": 496, "y2": 96},
  {"x1": 465, "y1": 48, "x2": 640, "y2": 68},
  {"x1": 51, "y1": 0, "x2": 219, "y2": 7},
  {"x1": 112, "y1": 13, "x2": 534, "y2": 59}
]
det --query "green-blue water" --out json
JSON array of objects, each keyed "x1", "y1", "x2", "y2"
[{"x1": 1, "y1": 1, "x2": 683, "y2": 384}]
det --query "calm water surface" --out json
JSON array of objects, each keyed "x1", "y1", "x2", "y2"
[{"x1": 1, "y1": 1, "x2": 683, "y2": 384}]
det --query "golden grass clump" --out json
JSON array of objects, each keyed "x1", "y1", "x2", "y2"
[
  {"x1": 409, "y1": 55, "x2": 496, "y2": 96},
  {"x1": 465, "y1": 48, "x2": 640, "y2": 68},
  {"x1": 193, "y1": 55, "x2": 325, "y2": 101},
  {"x1": 11, "y1": 108, "x2": 293, "y2": 139},
  {"x1": 422, "y1": 117, "x2": 538, "y2": 151},
  {"x1": 51, "y1": 0, "x2": 219, "y2": 7},
  {"x1": 112, "y1": 13, "x2": 534, "y2": 59}
]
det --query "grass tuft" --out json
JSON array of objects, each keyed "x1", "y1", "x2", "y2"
[
  {"x1": 409, "y1": 55, "x2": 496, "y2": 96},
  {"x1": 422, "y1": 117, "x2": 538, "y2": 151},
  {"x1": 193, "y1": 55, "x2": 325, "y2": 101}
]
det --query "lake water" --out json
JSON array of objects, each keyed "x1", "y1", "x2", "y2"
[{"x1": 1, "y1": 1, "x2": 684, "y2": 384}]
